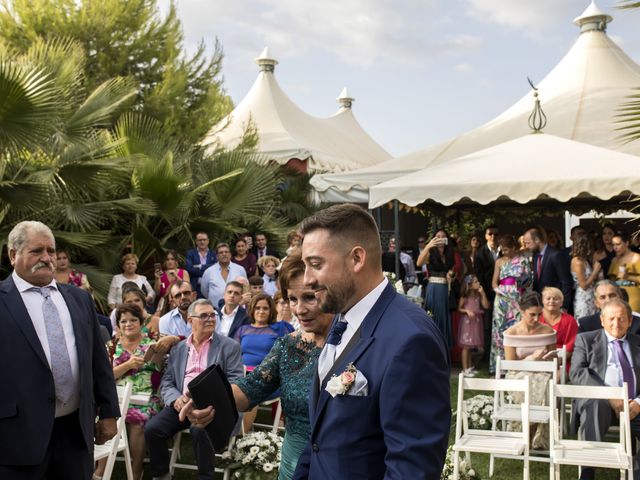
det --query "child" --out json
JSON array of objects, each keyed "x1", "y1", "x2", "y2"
[{"x1": 458, "y1": 274, "x2": 490, "y2": 377}]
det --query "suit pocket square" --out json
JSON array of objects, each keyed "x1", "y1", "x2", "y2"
[
  {"x1": 348, "y1": 370, "x2": 368, "y2": 397},
  {"x1": 325, "y1": 363, "x2": 368, "y2": 397}
]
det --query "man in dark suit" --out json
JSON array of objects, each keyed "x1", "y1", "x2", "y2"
[
  {"x1": 293, "y1": 204, "x2": 450, "y2": 479},
  {"x1": 524, "y1": 226, "x2": 573, "y2": 311},
  {"x1": 252, "y1": 232, "x2": 280, "y2": 260},
  {"x1": 0, "y1": 221, "x2": 119, "y2": 478},
  {"x1": 215, "y1": 281, "x2": 250, "y2": 339},
  {"x1": 570, "y1": 298, "x2": 640, "y2": 480},
  {"x1": 579, "y1": 280, "x2": 640, "y2": 334},
  {"x1": 145, "y1": 299, "x2": 244, "y2": 480},
  {"x1": 474, "y1": 225, "x2": 500, "y2": 361},
  {"x1": 185, "y1": 232, "x2": 217, "y2": 297}
]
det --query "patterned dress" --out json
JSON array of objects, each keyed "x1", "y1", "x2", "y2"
[
  {"x1": 112, "y1": 337, "x2": 162, "y2": 425},
  {"x1": 572, "y1": 261, "x2": 597, "y2": 319},
  {"x1": 235, "y1": 332, "x2": 321, "y2": 480},
  {"x1": 490, "y1": 255, "x2": 532, "y2": 373}
]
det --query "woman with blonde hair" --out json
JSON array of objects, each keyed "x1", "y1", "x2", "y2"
[
  {"x1": 107, "y1": 253, "x2": 155, "y2": 309},
  {"x1": 258, "y1": 255, "x2": 281, "y2": 297}
]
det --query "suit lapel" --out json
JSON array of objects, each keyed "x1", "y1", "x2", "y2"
[
  {"x1": 593, "y1": 330, "x2": 608, "y2": 379},
  {"x1": 0, "y1": 277, "x2": 49, "y2": 367}
]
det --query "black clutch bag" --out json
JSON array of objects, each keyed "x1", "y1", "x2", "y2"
[{"x1": 187, "y1": 364, "x2": 239, "y2": 451}]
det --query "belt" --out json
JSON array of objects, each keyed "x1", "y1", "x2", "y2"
[{"x1": 429, "y1": 276, "x2": 448, "y2": 284}]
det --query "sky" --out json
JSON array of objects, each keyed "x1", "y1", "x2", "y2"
[{"x1": 160, "y1": 0, "x2": 640, "y2": 158}]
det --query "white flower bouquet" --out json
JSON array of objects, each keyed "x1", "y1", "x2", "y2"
[
  {"x1": 464, "y1": 394, "x2": 493, "y2": 430},
  {"x1": 219, "y1": 431, "x2": 283, "y2": 480},
  {"x1": 441, "y1": 445, "x2": 481, "y2": 480}
]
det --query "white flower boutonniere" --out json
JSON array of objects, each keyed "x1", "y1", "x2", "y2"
[{"x1": 325, "y1": 363, "x2": 357, "y2": 397}]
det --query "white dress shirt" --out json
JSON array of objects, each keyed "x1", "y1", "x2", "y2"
[
  {"x1": 13, "y1": 271, "x2": 80, "y2": 416},
  {"x1": 217, "y1": 305, "x2": 239, "y2": 337}
]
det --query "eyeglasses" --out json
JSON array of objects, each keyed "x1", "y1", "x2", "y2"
[
  {"x1": 173, "y1": 291, "x2": 193, "y2": 298},
  {"x1": 190, "y1": 313, "x2": 217, "y2": 321}
]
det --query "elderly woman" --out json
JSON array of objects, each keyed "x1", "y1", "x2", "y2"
[
  {"x1": 503, "y1": 291, "x2": 557, "y2": 449},
  {"x1": 258, "y1": 255, "x2": 281, "y2": 297},
  {"x1": 96, "y1": 304, "x2": 164, "y2": 480},
  {"x1": 571, "y1": 235, "x2": 602, "y2": 319},
  {"x1": 608, "y1": 231, "x2": 640, "y2": 312},
  {"x1": 232, "y1": 252, "x2": 333, "y2": 479},
  {"x1": 108, "y1": 253, "x2": 155, "y2": 309},
  {"x1": 153, "y1": 249, "x2": 190, "y2": 299},
  {"x1": 538, "y1": 286, "x2": 578, "y2": 370},
  {"x1": 417, "y1": 229, "x2": 455, "y2": 349},
  {"x1": 54, "y1": 248, "x2": 91, "y2": 291},
  {"x1": 490, "y1": 234, "x2": 533, "y2": 373}
]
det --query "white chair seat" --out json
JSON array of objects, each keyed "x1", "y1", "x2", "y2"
[
  {"x1": 493, "y1": 404, "x2": 550, "y2": 423},
  {"x1": 454, "y1": 432, "x2": 527, "y2": 456},
  {"x1": 551, "y1": 439, "x2": 630, "y2": 469},
  {"x1": 129, "y1": 393, "x2": 151, "y2": 405}
]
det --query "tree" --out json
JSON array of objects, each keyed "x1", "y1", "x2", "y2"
[{"x1": 0, "y1": 0, "x2": 232, "y2": 144}]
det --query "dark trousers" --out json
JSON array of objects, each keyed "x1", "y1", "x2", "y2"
[
  {"x1": 578, "y1": 399, "x2": 640, "y2": 479},
  {"x1": 145, "y1": 406, "x2": 215, "y2": 480},
  {"x1": 0, "y1": 410, "x2": 92, "y2": 480}
]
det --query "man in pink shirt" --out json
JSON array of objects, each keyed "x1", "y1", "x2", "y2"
[{"x1": 145, "y1": 299, "x2": 243, "y2": 480}]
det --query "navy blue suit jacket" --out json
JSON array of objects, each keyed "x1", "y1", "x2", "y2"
[
  {"x1": 216, "y1": 304, "x2": 250, "y2": 339},
  {"x1": 185, "y1": 248, "x2": 217, "y2": 295},
  {"x1": 533, "y1": 246, "x2": 573, "y2": 311},
  {"x1": 293, "y1": 283, "x2": 451, "y2": 479},
  {"x1": 0, "y1": 276, "x2": 119, "y2": 466}
]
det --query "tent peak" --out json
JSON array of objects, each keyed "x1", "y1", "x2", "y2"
[
  {"x1": 574, "y1": 1, "x2": 613, "y2": 33},
  {"x1": 255, "y1": 47, "x2": 278, "y2": 72},
  {"x1": 337, "y1": 87, "x2": 355, "y2": 109}
]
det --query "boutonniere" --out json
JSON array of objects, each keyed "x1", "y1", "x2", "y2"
[{"x1": 325, "y1": 363, "x2": 357, "y2": 397}]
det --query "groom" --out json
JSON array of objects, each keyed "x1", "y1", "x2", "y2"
[{"x1": 293, "y1": 204, "x2": 450, "y2": 479}]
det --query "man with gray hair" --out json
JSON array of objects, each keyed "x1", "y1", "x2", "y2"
[
  {"x1": 145, "y1": 298, "x2": 243, "y2": 480},
  {"x1": 578, "y1": 280, "x2": 640, "y2": 333},
  {"x1": 0, "y1": 220, "x2": 119, "y2": 478}
]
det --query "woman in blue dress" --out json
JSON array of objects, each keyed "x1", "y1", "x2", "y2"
[{"x1": 232, "y1": 252, "x2": 333, "y2": 479}]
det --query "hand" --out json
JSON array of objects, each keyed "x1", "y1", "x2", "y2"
[
  {"x1": 95, "y1": 418, "x2": 117, "y2": 444},
  {"x1": 154, "y1": 269, "x2": 162, "y2": 279},
  {"x1": 127, "y1": 355, "x2": 145, "y2": 370},
  {"x1": 593, "y1": 261, "x2": 602, "y2": 275},
  {"x1": 241, "y1": 292, "x2": 252, "y2": 305},
  {"x1": 629, "y1": 400, "x2": 640, "y2": 421},
  {"x1": 173, "y1": 394, "x2": 190, "y2": 413},
  {"x1": 167, "y1": 269, "x2": 178, "y2": 279},
  {"x1": 527, "y1": 348, "x2": 546, "y2": 361},
  {"x1": 466, "y1": 310, "x2": 476, "y2": 321},
  {"x1": 609, "y1": 398, "x2": 625, "y2": 416},
  {"x1": 179, "y1": 398, "x2": 215, "y2": 428}
]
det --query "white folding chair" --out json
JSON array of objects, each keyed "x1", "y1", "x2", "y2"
[
  {"x1": 453, "y1": 373, "x2": 530, "y2": 480},
  {"x1": 169, "y1": 428, "x2": 234, "y2": 480},
  {"x1": 94, "y1": 382, "x2": 134, "y2": 480},
  {"x1": 549, "y1": 381, "x2": 634, "y2": 480},
  {"x1": 252, "y1": 398, "x2": 284, "y2": 434}
]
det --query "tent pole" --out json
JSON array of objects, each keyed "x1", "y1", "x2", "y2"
[{"x1": 393, "y1": 200, "x2": 400, "y2": 280}]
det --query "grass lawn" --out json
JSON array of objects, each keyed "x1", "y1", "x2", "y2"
[{"x1": 109, "y1": 361, "x2": 626, "y2": 479}]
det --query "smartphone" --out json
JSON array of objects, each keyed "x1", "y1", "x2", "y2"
[
  {"x1": 154, "y1": 262, "x2": 162, "y2": 271},
  {"x1": 442, "y1": 237, "x2": 448, "y2": 245}
]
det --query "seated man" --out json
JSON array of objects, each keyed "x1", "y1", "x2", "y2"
[
  {"x1": 216, "y1": 281, "x2": 250, "y2": 339},
  {"x1": 570, "y1": 298, "x2": 640, "y2": 480},
  {"x1": 145, "y1": 299, "x2": 244, "y2": 480},
  {"x1": 578, "y1": 280, "x2": 640, "y2": 334},
  {"x1": 158, "y1": 280, "x2": 196, "y2": 338}
]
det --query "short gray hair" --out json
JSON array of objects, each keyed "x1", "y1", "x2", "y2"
[
  {"x1": 594, "y1": 279, "x2": 622, "y2": 298},
  {"x1": 8, "y1": 221, "x2": 55, "y2": 253},
  {"x1": 600, "y1": 298, "x2": 632, "y2": 320},
  {"x1": 187, "y1": 299, "x2": 214, "y2": 318}
]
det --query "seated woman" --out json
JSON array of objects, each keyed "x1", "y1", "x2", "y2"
[
  {"x1": 538, "y1": 286, "x2": 578, "y2": 372},
  {"x1": 234, "y1": 293, "x2": 294, "y2": 431},
  {"x1": 54, "y1": 248, "x2": 91, "y2": 291},
  {"x1": 95, "y1": 304, "x2": 164, "y2": 480},
  {"x1": 232, "y1": 252, "x2": 333, "y2": 479},
  {"x1": 154, "y1": 249, "x2": 190, "y2": 300},
  {"x1": 503, "y1": 291, "x2": 557, "y2": 450},
  {"x1": 110, "y1": 283, "x2": 161, "y2": 337}
]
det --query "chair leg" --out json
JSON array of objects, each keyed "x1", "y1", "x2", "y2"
[
  {"x1": 169, "y1": 431, "x2": 182, "y2": 475},
  {"x1": 523, "y1": 458, "x2": 529, "y2": 480},
  {"x1": 123, "y1": 444, "x2": 134, "y2": 480},
  {"x1": 489, "y1": 453, "x2": 494, "y2": 477},
  {"x1": 453, "y1": 450, "x2": 460, "y2": 480}
]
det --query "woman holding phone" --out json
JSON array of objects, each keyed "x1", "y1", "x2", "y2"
[{"x1": 154, "y1": 249, "x2": 190, "y2": 300}]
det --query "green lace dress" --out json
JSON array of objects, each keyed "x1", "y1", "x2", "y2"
[{"x1": 234, "y1": 332, "x2": 322, "y2": 480}]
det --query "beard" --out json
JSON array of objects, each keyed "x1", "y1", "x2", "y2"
[{"x1": 318, "y1": 276, "x2": 356, "y2": 314}]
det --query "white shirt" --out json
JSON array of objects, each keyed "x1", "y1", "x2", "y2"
[
  {"x1": 159, "y1": 307, "x2": 192, "y2": 337},
  {"x1": 263, "y1": 274, "x2": 278, "y2": 297},
  {"x1": 217, "y1": 305, "x2": 240, "y2": 337},
  {"x1": 335, "y1": 277, "x2": 388, "y2": 359},
  {"x1": 13, "y1": 271, "x2": 80, "y2": 417}
]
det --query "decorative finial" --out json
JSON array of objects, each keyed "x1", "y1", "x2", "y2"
[
  {"x1": 573, "y1": 1, "x2": 612, "y2": 33},
  {"x1": 527, "y1": 77, "x2": 547, "y2": 134},
  {"x1": 255, "y1": 47, "x2": 278, "y2": 72},
  {"x1": 337, "y1": 87, "x2": 354, "y2": 109}
]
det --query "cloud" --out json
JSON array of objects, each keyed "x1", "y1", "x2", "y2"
[
  {"x1": 169, "y1": 0, "x2": 483, "y2": 68},
  {"x1": 455, "y1": 63, "x2": 473, "y2": 73}
]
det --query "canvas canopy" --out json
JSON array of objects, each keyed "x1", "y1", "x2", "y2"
[
  {"x1": 201, "y1": 48, "x2": 390, "y2": 173},
  {"x1": 368, "y1": 133, "x2": 640, "y2": 209}
]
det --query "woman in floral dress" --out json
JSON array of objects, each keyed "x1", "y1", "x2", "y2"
[
  {"x1": 571, "y1": 235, "x2": 602, "y2": 319},
  {"x1": 489, "y1": 235, "x2": 533, "y2": 373}
]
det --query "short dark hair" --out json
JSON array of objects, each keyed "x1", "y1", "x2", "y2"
[
  {"x1": 226, "y1": 280, "x2": 243, "y2": 290},
  {"x1": 169, "y1": 279, "x2": 190, "y2": 296},
  {"x1": 249, "y1": 276, "x2": 264, "y2": 286},
  {"x1": 299, "y1": 203, "x2": 381, "y2": 262},
  {"x1": 115, "y1": 304, "x2": 145, "y2": 327},
  {"x1": 526, "y1": 226, "x2": 547, "y2": 243},
  {"x1": 485, "y1": 225, "x2": 499, "y2": 234},
  {"x1": 121, "y1": 283, "x2": 144, "y2": 303},
  {"x1": 248, "y1": 293, "x2": 277, "y2": 324}
]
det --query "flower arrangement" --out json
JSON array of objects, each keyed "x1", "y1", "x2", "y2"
[
  {"x1": 219, "y1": 431, "x2": 283, "y2": 479},
  {"x1": 383, "y1": 271, "x2": 406, "y2": 294},
  {"x1": 441, "y1": 446, "x2": 481, "y2": 480},
  {"x1": 464, "y1": 394, "x2": 493, "y2": 430}
]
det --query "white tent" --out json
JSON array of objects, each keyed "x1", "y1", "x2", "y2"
[
  {"x1": 312, "y1": 1, "x2": 640, "y2": 201},
  {"x1": 368, "y1": 133, "x2": 640, "y2": 208},
  {"x1": 201, "y1": 48, "x2": 391, "y2": 173}
]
